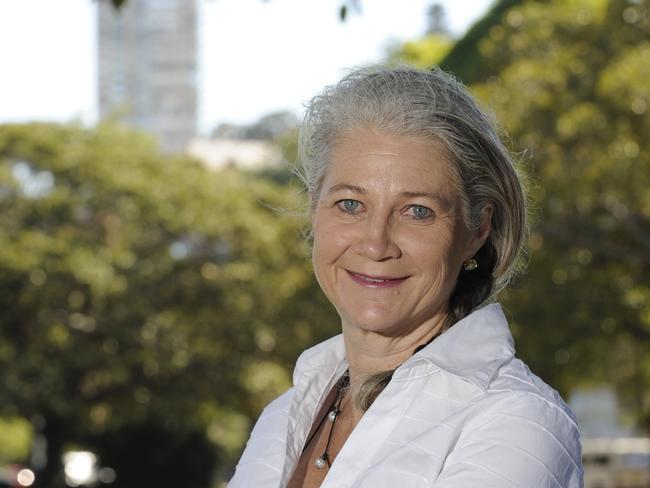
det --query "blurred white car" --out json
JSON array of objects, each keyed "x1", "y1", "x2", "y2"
[{"x1": 583, "y1": 437, "x2": 650, "y2": 488}]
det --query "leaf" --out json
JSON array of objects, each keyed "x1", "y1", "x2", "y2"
[{"x1": 339, "y1": 4, "x2": 348, "y2": 21}]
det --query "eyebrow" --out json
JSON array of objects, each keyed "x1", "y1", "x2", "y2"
[
  {"x1": 402, "y1": 190, "x2": 444, "y2": 200},
  {"x1": 403, "y1": 191, "x2": 453, "y2": 210},
  {"x1": 326, "y1": 183, "x2": 367, "y2": 195}
]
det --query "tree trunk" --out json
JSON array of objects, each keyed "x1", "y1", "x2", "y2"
[{"x1": 33, "y1": 413, "x2": 67, "y2": 488}]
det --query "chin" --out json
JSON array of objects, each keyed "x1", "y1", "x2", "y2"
[{"x1": 341, "y1": 306, "x2": 411, "y2": 336}]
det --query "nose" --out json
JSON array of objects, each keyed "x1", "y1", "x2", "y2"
[{"x1": 355, "y1": 212, "x2": 402, "y2": 261}]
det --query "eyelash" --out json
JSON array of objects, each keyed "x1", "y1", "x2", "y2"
[{"x1": 335, "y1": 200, "x2": 434, "y2": 220}]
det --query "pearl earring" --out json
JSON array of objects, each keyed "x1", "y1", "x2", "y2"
[{"x1": 463, "y1": 259, "x2": 478, "y2": 271}]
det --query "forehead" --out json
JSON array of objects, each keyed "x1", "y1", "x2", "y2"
[{"x1": 324, "y1": 127, "x2": 460, "y2": 195}]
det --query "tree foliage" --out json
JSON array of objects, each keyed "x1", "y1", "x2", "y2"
[
  {"x1": 492, "y1": 0, "x2": 649, "y2": 426},
  {"x1": 0, "y1": 122, "x2": 339, "y2": 484},
  {"x1": 438, "y1": 0, "x2": 524, "y2": 84},
  {"x1": 387, "y1": 33, "x2": 453, "y2": 68}
]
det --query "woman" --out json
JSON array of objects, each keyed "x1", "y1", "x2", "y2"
[{"x1": 229, "y1": 66, "x2": 583, "y2": 487}]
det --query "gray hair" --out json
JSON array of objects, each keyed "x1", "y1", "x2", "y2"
[{"x1": 298, "y1": 65, "x2": 528, "y2": 410}]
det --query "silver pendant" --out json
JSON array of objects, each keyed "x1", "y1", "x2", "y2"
[{"x1": 314, "y1": 456, "x2": 327, "y2": 469}]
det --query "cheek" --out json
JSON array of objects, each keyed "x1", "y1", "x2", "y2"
[
  {"x1": 410, "y1": 232, "x2": 460, "y2": 276},
  {"x1": 311, "y1": 236, "x2": 338, "y2": 303},
  {"x1": 312, "y1": 231, "x2": 350, "y2": 287},
  {"x1": 312, "y1": 213, "x2": 356, "y2": 262},
  {"x1": 311, "y1": 220, "x2": 338, "y2": 284}
]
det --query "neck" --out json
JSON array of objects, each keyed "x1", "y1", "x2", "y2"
[{"x1": 342, "y1": 311, "x2": 448, "y2": 387}]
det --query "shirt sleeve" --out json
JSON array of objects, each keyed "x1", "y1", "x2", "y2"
[
  {"x1": 431, "y1": 392, "x2": 584, "y2": 488},
  {"x1": 228, "y1": 388, "x2": 294, "y2": 488}
]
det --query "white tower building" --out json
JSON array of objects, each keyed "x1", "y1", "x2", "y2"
[{"x1": 98, "y1": 0, "x2": 198, "y2": 153}]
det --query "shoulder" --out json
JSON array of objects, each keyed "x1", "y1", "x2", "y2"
[
  {"x1": 242, "y1": 387, "x2": 294, "y2": 449},
  {"x1": 437, "y1": 357, "x2": 583, "y2": 487},
  {"x1": 485, "y1": 356, "x2": 579, "y2": 436}
]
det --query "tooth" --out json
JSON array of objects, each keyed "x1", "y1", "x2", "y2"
[{"x1": 365, "y1": 276, "x2": 385, "y2": 282}]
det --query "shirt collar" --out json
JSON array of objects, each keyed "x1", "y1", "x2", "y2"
[
  {"x1": 293, "y1": 303, "x2": 515, "y2": 392},
  {"x1": 397, "y1": 303, "x2": 515, "y2": 391},
  {"x1": 292, "y1": 334, "x2": 347, "y2": 386}
]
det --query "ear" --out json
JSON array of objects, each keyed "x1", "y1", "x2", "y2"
[{"x1": 466, "y1": 204, "x2": 493, "y2": 259}]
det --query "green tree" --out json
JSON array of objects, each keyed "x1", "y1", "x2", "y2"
[
  {"x1": 0, "y1": 122, "x2": 338, "y2": 485},
  {"x1": 478, "y1": 0, "x2": 650, "y2": 429},
  {"x1": 438, "y1": 0, "x2": 523, "y2": 84},
  {"x1": 388, "y1": 33, "x2": 453, "y2": 68}
]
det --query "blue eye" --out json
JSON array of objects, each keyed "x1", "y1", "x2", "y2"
[
  {"x1": 337, "y1": 199, "x2": 361, "y2": 213},
  {"x1": 407, "y1": 205, "x2": 433, "y2": 219}
]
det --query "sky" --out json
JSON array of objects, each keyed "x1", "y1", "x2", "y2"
[{"x1": 0, "y1": 0, "x2": 494, "y2": 134}]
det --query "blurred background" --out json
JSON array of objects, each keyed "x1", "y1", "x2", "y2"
[{"x1": 0, "y1": 0, "x2": 648, "y2": 486}]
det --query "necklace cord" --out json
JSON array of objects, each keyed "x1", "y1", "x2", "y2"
[
  {"x1": 322, "y1": 389, "x2": 345, "y2": 467},
  {"x1": 302, "y1": 330, "x2": 440, "y2": 470},
  {"x1": 302, "y1": 371, "x2": 349, "y2": 457}
]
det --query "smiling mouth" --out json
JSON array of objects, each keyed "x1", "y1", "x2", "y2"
[{"x1": 346, "y1": 270, "x2": 409, "y2": 288}]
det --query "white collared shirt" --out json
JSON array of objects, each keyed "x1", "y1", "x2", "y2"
[{"x1": 229, "y1": 303, "x2": 584, "y2": 487}]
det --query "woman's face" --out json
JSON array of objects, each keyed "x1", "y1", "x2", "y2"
[{"x1": 311, "y1": 127, "x2": 488, "y2": 337}]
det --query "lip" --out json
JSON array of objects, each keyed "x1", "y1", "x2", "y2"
[{"x1": 346, "y1": 270, "x2": 410, "y2": 288}]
